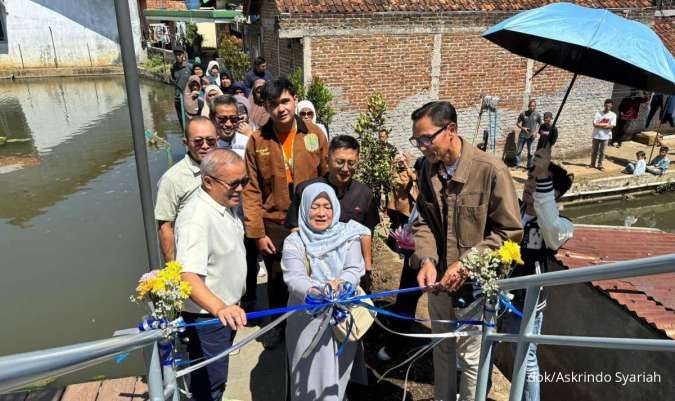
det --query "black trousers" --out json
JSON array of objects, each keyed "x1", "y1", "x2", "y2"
[
  {"x1": 646, "y1": 94, "x2": 664, "y2": 128},
  {"x1": 242, "y1": 237, "x2": 260, "y2": 304}
]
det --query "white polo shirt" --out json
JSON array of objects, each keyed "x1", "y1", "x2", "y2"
[
  {"x1": 154, "y1": 155, "x2": 202, "y2": 222},
  {"x1": 217, "y1": 132, "x2": 249, "y2": 159},
  {"x1": 175, "y1": 188, "x2": 247, "y2": 313}
]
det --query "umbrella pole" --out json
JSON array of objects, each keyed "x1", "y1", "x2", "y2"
[{"x1": 552, "y1": 73, "x2": 578, "y2": 128}]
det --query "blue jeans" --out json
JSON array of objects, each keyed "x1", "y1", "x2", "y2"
[
  {"x1": 501, "y1": 310, "x2": 544, "y2": 401},
  {"x1": 516, "y1": 133, "x2": 535, "y2": 168},
  {"x1": 182, "y1": 313, "x2": 235, "y2": 401}
]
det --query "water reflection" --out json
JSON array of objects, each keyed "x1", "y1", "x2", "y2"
[
  {"x1": 0, "y1": 77, "x2": 175, "y2": 226},
  {"x1": 565, "y1": 191, "x2": 675, "y2": 233},
  {"x1": 0, "y1": 76, "x2": 180, "y2": 383}
]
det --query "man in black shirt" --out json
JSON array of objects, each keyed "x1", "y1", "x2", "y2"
[
  {"x1": 170, "y1": 46, "x2": 193, "y2": 130},
  {"x1": 286, "y1": 135, "x2": 380, "y2": 287}
]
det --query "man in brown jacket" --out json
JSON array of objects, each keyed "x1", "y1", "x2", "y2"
[
  {"x1": 242, "y1": 78, "x2": 328, "y2": 346},
  {"x1": 410, "y1": 101, "x2": 522, "y2": 401}
]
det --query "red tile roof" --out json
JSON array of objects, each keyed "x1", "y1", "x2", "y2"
[
  {"x1": 556, "y1": 225, "x2": 675, "y2": 339},
  {"x1": 654, "y1": 15, "x2": 675, "y2": 55},
  {"x1": 275, "y1": 0, "x2": 653, "y2": 14}
]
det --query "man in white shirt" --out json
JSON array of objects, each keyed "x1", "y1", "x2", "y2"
[
  {"x1": 154, "y1": 117, "x2": 218, "y2": 262},
  {"x1": 176, "y1": 148, "x2": 249, "y2": 401},
  {"x1": 210, "y1": 94, "x2": 262, "y2": 309},
  {"x1": 589, "y1": 99, "x2": 617, "y2": 171}
]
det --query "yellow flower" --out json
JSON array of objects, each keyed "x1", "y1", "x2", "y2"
[
  {"x1": 165, "y1": 261, "x2": 183, "y2": 274},
  {"x1": 136, "y1": 280, "x2": 153, "y2": 299},
  {"x1": 151, "y1": 277, "x2": 167, "y2": 294},
  {"x1": 179, "y1": 281, "x2": 192, "y2": 298},
  {"x1": 498, "y1": 240, "x2": 524, "y2": 265}
]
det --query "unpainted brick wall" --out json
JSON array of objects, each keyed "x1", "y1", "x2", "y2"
[
  {"x1": 259, "y1": 1, "x2": 303, "y2": 77},
  {"x1": 264, "y1": 8, "x2": 655, "y2": 158},
  {"x1": 146, "y1": 0, "x2": 185, "y2": 9}
]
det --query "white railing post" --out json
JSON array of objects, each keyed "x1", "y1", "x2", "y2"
[
  {"x1": 146, "y1": 341, "x2": 165, "y2": 401},
  {"x1": 474, "y1": 296, "x2": 499, "y2": 401},
  {"x1": 508, "y1": 286, "x2": 541, "y2": 401}
]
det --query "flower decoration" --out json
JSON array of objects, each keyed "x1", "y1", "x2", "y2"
[
  {"x1": 460, "y1": 241, "x2": 524, "y2": 298},
  {"x1": 131, "y1": 261, "x2": 192, "y2": 322},
  {"x1": 389, "y1": 226, "x2": 415, "y2": 250}
]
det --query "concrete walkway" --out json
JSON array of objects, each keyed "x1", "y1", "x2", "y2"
[{"x1": 223, "y1": 268, "x2": 286, "y2": 401}]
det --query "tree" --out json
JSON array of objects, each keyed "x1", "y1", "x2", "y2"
[
  {"x1": 288, "y1": 68, "x2": 336, "y2": 127},
  {"x1": 218, "y1": 35, "x2": 251, "y2": 81},
  {"x1": 354, "y1": 92, "x2": 394, "y2": 204}
]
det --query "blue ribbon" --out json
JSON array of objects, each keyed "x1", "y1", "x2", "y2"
[{"x1": 499, "y1": 295, "x2": 524, "y2": 318}]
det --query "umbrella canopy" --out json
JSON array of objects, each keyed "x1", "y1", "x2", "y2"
[{"x1": 482, "y1": 2, "x2": 675, "y2": 94}]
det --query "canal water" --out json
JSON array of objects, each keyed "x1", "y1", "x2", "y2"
[
  {"x1": 2, "y1": 76, "x2": 674, "y2": 386},
  {"x1": 0, "y1": 76, "x2": 183, "y2": 385}
]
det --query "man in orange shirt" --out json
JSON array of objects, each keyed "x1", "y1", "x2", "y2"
[{"x1": 242, "y1": 78, "x2": 328, "y2": 347}]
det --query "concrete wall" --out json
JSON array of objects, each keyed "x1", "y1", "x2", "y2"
[
  {"x1": 495, "y1": 260, "x2": 674, "y2": 401},
  {"x1": 0, "y1": 0, "x2": 145, "y2": 69}
]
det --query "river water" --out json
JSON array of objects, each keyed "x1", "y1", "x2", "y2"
[
  {"x1": 2, "y1": 76, "x2": 675, "y2": 386},
  {"x1": 0, "y1": 76, "x2": 182, "y2": 384}
]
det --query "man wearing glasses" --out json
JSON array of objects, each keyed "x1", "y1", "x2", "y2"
[
  {"x1": 242, "y1": 78, "x2": 328, "y2": 348},
  {"x1": 175, "y1": 149, "x2": 250, "y2": 401},
  {"x1": 155, "y1": 117, "x2": 218, "y2": 262},
  {"x1": 410, "y1": 101, "x2": 522, "y2": 401},
  {"x1": 210, "y1": 95, "x2": 249, "y2": 158},
  {"x1": 286, "y1": 135, "x2": 379, "y2": 289}
]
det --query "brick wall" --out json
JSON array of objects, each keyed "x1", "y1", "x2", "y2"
[
  {"x1": 268, "y1": 8, "x2": 655, "y2": 157},
  {"x1": 258, "y1": 0, "x2": 302, "y2": 77},
  {"x1": 146, "y1": 0, "x2": 185, "y2": 9}
]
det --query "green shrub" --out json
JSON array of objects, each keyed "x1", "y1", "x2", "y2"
[
  {"x1": 288, "y1": 68, "x2": 335, "y2": 127},
  {"x1": 354, "y1": 92, "x2": 394, "y2": 203},
  {"x1": 218, "y1": 35, "x2": 250, "y2": 81}
]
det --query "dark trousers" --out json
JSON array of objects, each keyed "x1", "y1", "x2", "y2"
[
  {"x1": 388, "y1": 254, "x2": 422, "y2": 334},
  {"x1": 516, "y1": 133, "x2": 535, "y2": 168},
  {"x1": 646, "y1": 94, "x2": 664, "y2": 128},
  {"x1": 263, "y1": 220, "x2": 290, "y2": 310},
  {"x1": 662, "y1": 113, "x2": 675, "y2": 127},
  {"x1": 182, "y1": 313, "x2": 234, "y2": 401},
  {"x1": 174, "y1": 98, "x2": 185, "y2": 130},
  {"x1": 242, "y1": 237, "x2": 260, "y2": 304},
  {"x1": 613, "y1": 118, "x2": 630, "y2": 146}
]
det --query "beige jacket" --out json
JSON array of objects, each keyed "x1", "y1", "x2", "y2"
[{"x1": 412, "y1": 138, "x2": 523, "y2": 274}]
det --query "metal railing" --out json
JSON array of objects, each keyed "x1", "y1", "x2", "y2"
[
  {"x1": 0, "y1": 329, "x2": 173, "y2": 400},
  {"x1": 0, "y1": 256, "x2": 673, "y2": 400},
  {"x1": 474, "y1": 253, "x2": 675, "y2": 401}
]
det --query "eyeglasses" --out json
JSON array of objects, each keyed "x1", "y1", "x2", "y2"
[
  {"x1": 190, "y1": 136, "x2": 218, "y2": 147},
  {"x1": 208, "y1": 175, "x2": 250, "y2": 189},
  {"x1": 299, "y1": 111, "x2": 314, "y2": 118},
  {"x1": 215, "y1": 115, "x2": 241, "y2": 124},
  {"x1": 409, "y1": 124, "x2": 448, "y2": 148}
]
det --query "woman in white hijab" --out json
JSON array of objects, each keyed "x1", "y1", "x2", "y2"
[
  {"x1": 206, "y1": 60, "x2": 221, "y2": 86},
  {"x1": 200, "y1": 85, "x2": 224, "y2": 118},
  {"x1": 296, "y1": 100, "x2": 329, "y2": 139},
  {"x1": 282, "y1": 183, "x2": 370, "y2": 401}
]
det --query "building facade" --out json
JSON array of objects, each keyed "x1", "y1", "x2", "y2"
[
  {"x1": 247, "y1": 0, "x2": 665, "y2": 157},
  {"x1": 0, "y1": 0, "x2": 145, "y2": 69}
]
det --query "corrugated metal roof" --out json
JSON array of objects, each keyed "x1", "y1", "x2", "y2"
[
  {"x1": 274, "y1": 0, "x2": 653, "y2": 15},
  {"x1": 556, "y1": 225, "x2": 675, "y2": 339}
]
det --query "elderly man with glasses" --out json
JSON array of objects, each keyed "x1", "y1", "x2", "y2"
[
  {"x1": 409, "y1": 101, "x2": 522, "y2": 401},
  {"x1": 155, "y1": 117, "x2": 218, "y2": 262},
  {"x1": 176, "y1": 148, "x2": 250, "y2": 401}
]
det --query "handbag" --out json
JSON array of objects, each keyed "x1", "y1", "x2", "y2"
[{"x1": 302, "y1": 249, "x2": 375, "y2": 342}]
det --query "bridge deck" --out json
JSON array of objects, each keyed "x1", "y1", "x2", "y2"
[{"x1": 0, "y1": 377, "x2": 148, "y2": 401}]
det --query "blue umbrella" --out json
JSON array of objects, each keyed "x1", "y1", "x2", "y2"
[{"x1": 483, "y1": 2, "x2": 675, "y2": 125}]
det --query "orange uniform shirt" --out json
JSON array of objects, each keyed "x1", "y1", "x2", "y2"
[{"x1": 277, "y1": 125, "x2": 297, "y2": 183}]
